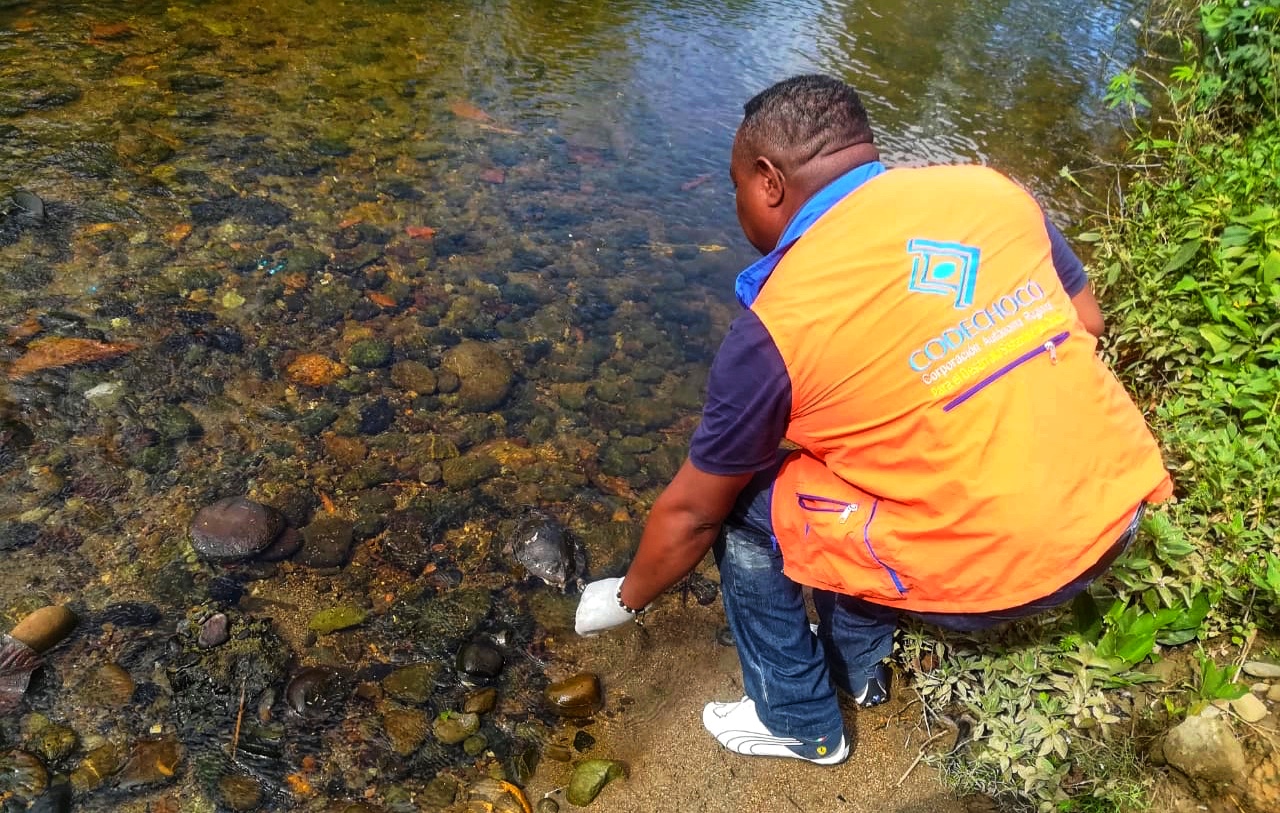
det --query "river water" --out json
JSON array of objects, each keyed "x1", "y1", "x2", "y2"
[{"x1": 1, "y1": 1, "x2": 1143, "y2": 810}]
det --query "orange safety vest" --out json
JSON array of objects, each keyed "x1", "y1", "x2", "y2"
[{"x1": 754, "y1": 165, "x2": 1172, "y2": 613}]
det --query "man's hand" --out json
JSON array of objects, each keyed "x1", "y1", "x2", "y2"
[{"x1": 574, "y1": 578, "x2": 635, "y2": 636}]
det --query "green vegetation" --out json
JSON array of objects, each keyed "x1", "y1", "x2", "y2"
[{"x1": 904, "y1": 2, "x2": 1280, "y2": 809}]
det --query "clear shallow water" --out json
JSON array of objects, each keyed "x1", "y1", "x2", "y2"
[{"x1": 0, "y1": 0, "x2": 1143, "y2": 810}]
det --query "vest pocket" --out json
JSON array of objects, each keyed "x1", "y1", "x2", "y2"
[
  {"x1": 943, "y1": 331, "x2": 1070, "y2": 412},
  {"x1": 795, "y1": 493, "x2": 907, "y2": 596}
]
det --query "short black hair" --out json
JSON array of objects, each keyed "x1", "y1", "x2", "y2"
[{"x1": 738, "y1": 74, "x2": 874, "y2": 169}]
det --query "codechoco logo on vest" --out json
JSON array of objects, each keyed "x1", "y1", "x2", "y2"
[{"x1": 906, "y1": 238, "x2": 980, "y2": 309}]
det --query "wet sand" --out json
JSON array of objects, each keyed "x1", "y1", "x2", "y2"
[{"x1": 529, "y1": 574, "x2": 966, "y2": 813}]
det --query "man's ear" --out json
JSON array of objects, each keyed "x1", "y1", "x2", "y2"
[{"x1": 755, "y1": 157, "x2": 786, "y2": 208}]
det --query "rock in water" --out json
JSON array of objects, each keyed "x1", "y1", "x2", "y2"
[
  {"x1": 545, "y1": 673, "x2": 602, "y2": 718},
  {"x1": 510, "y1": 516, "x2": 581, "y2": 591},
  {"x1": 566, "y1": 759, "x2": 626, "y2": 806},
  {"x1": 457, "y1": 639, "x2": 504, "y2": 686},
  {"x1": 441, "y1": 341, "x2": 514, "y2": 411},
  {"x1": 432, "y1": 711, "x2": 479, "y2": 744},
  {"x1": 189, "y1": 497, "x2": 284, "y2": 562},
  {"x1": 296, "y1": 516, "x2": 355, "y2": 568},
  {"x1": 10, "y1": 190, "x2": 44, "y2": 221},
  {"x1": 10, "y1": 606, "x2": 77, "y2": 653}
]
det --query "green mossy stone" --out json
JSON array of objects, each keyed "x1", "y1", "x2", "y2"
[
  {"x1": 390, "y1": 360, "x2": 437, "y2": 394},
  {"x1": 421, "y1": 435, "x2": 460, "y2": 460},
  {"x1": 31, "y1": 720, "x2": 78, "y2": 764},
  {"x1": 287, "y1": 246, "x2": 328, "y2": 274},
  {"x1": 565, "y1": 759, "x2": 626, "y2": 806},
  {"x1": 432, "y1": 711, "x2": 479, "y2": 745},
  {"x1": 440, "y1": 454, "x2": 499, "y2": 491},
  {"x1": 308, "y1": 605, "x2": 366, "y2": 634},
  {"x1": 295, "y1": 406, "x2": 339, "y2": 436},
  {"x1": 175, "y1": 266, "x2": 222, "y2": 291},
  {"x1": 345, "y1": 339, "x2": 393, "y2": 369},
  {"x1": 383, "y1": 663, "x2": 440, "y2": 704},
  {"x1": 616, "y1": 436, "x2": 654, "y2": 454},
  {"x1": 421, "y1": 775, "x2": 459, "y2": 807},
  {"x1": 155, "y1": 404, "x2": 203, "y2": 441}
]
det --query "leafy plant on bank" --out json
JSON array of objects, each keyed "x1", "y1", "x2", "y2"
[{"x1": 903, "y1": 2, "x2": 1280, "y2": 811}]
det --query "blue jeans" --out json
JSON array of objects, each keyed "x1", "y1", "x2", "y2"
[{"x1": 713, "y1": 457, "x2": 1144, "y2": 743}]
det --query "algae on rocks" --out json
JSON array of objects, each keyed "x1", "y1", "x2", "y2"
[{"x1": 566, "y1": 759, "x2": 627, "y2": 806}]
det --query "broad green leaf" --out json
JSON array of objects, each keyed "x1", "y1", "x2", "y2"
[
  {"x1": 1071, "y1": 592, "x2": 1103, "y2": 643},
  {"x1": 1163, "y1": 240, "x2": 1203, "y2": 273},
  {"x1": 1199, "y1": 324, "x2": 1232, "y2": 354},
  {"x1": 1262, "y1": 250, "x2": 1280, "y2": 285}
]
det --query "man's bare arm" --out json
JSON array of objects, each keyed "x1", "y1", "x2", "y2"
[
  {"x1": 1071, "y1": 285, "x2": 1105, "y2": 337},
  {"x1": 618, "y1": 460, "x2": 753, "y2": 610}
]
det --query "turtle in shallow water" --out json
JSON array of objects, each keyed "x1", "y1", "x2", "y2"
[{"x1": 507, "y1": 514, "x2": 585, "y2": 592}]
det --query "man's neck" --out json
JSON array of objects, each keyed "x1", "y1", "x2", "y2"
[{"x1": 789, "y1": 142, "x2": 880, "y2": 200}]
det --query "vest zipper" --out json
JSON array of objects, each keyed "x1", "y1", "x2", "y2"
[
  {"x1": 796, "y1": 493, "x2": 857, "y2": 514},
  {"x1": 942, "y1": 331, "x2": 1070, "y2": 412},
  {"x1": 795, "y1": 494, "x2": 907, "y2": 595},
  {"x1": 860, "y1": 499, "x2": 906, "y2": 595}
]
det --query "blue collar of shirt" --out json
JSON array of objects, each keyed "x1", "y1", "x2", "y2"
[{"x1": 734, "y1": 161, "x2": 887, "y2": 307}]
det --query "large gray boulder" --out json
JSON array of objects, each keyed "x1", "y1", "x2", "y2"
[{"x1": 1162, "y1": 713, "x2": 1247, "y2": 785}]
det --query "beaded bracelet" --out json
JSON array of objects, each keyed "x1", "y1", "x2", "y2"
[{"x1": 615, "y1": 585, "x2": 647, "y2": 620}]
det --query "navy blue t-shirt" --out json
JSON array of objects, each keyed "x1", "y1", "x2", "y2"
[{"x1": 688, "y1": 217, "x2": 1089, "y2": 476}]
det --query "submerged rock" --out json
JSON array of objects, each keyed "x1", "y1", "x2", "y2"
[
  {"x1": 432, "y1": 710, "x2": 479, "y2": 744},
  {"x1": 23, "y1": 716, "x2": 78, "y2": 764},
  {"x1": 27, "y1": 779, "x2": 70, "y2": 813},
  {"x1": 286, "y1": 353, "x2": 346, "y2": 387},
  {"x1": 285, "y1": 667, "x2": 350, "y2": 721},
  {"x1": 383, "y1": 663, "x2": 440, "y2": 705},
  {"x1": 456, "y1": 639, "x2": 504, "y2": 686},
  {"x1": 509, "y1": 515, "x2": 582, "y2": 591},
  {"x1": 10, "y1": 605, "x2": 77, "y2": 653},
  {"x1": 297, "y1": 516, "x2": 355, "y2": 568},
  {"x1": 441, "y1": 341, "x2": 514, "y2": 411},
  {"x1": 308, "y1": 605, "x2": 367, "y2": 634},
  {"x1": 382, "y1": 707, "x2": 430, "y2": 756},
  {"x1": 566, "y1": 759, "x2": 626, "y2": 806},
  {"x1": 390, "y1": 359, "x2": 436, "y2": 394},
  {"x1": 0, "y1": 521, "x2": 40, "y2": 551},
  {"x1": 256, "y1": 526, "x2": 303, "y2": 562},
  {"x1": 116, "y1": 737, "x2": 182, "y2": 790},
  {"x1": 69, "y1": 743, "x2": 120, "y2": 794},
  {"x1": 465, "y1": 778, "x2": 532, "y2": 813},
  {"x1": 190, "y1": 497, "x2": 285, "y2": 562},
  {"x1": 357, "y1": 397, "x2": 395, "y2": 435},
  {"x1": 197, "y1": 613, "x2": 230, "y2": 648},
  {"x1": 345, "y1": 339, "x2": 392, "y2": 369},
  {"x1": 462, "y1": 686, "x2": 497, "y2": 714},
  {"x1": 0, "y1": 749, "x2": 49, "y2": 803},
  {"x1": 545, "y1": 673, "x2": 602, "y2": 718},
  {"x1": 217, "y1": 772, "x2": 263, "y2": 811}
]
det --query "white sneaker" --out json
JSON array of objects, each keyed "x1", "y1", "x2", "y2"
[{"x1": 702, "y1": 696, "x2": 849, "y2": 765}]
